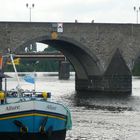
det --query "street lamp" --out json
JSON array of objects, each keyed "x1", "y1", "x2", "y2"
[
  {"x1": 134, "y1": 6, "x2": 140, "y2": 23},
  {"x1": 26, "y1": 3, "x2": 35, "y2": 22}
]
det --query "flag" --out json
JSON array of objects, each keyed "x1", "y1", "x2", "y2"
[
  {"x1": 0, "y1": 54, "x2": 3, "y2": 69},
  {"x1": 23, "y1": 75, "x2": 35, "y2": 84},
  {"x1": 7, "y1": 58, "x2": 20, "y2": 65}
]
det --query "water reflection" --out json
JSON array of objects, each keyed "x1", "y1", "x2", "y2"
[
  {"x1": 67, "y1": 92, "x2": 140, "y2": 140},
  {"x1": 73, "y1": 93, "x2": 140, "y2": 112}
]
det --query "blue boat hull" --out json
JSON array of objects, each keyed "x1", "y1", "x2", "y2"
[
  {"x1": 0, "y1": 110, "x2": 66, "y2": 132},
  {"x1": 0, "y1": 100, "x2": 71, "y2": 140},
  {"x1": 0, "y1": 130, "x2": 66, "y2": 140}
]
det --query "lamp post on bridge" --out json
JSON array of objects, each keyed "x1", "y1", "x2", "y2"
[
  {"x1": 134, "y1": 6, "x2": 140, "y2": 24},
  {"x1": 26, "y1": 3, "x2": 35, "y2": 22}
]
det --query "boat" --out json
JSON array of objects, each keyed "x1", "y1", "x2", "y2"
[{"x1": 0, "y1": 53, "x2": 72, "y2": 140}]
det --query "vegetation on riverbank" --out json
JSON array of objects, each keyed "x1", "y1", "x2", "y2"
[
  {"x1": 132, "y1": 59, "x2": 140, "y2": 76},
  {"x1": 4, "y1": 46, "x2": 74, "y2": 72}
]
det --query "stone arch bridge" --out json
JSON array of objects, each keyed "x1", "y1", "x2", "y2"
[{"x1": 0, "y1": 22, "x2": 140, "y2": 94}]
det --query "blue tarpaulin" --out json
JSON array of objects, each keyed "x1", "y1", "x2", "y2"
[{"x1": 23, "y1": 75, "x2": 35, "y2": 84}]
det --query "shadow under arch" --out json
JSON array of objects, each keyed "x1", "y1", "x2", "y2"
[{"x1": 16, "y1": 35, "x2": 103, "y2": 80}]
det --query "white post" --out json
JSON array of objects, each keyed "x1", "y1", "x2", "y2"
[{"x1": 34, "y1": 71, "x2": 36, "y2": 92}]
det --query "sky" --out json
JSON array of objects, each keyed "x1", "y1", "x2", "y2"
[{"x1": 0, "y1": 0, "x2": 139, "y2": 23}]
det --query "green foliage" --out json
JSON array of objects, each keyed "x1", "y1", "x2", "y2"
[
  {"x1": 132, "y1": 64, "x2": 140, "y2": 76},
  {"x1": 4, "y1": 46, "x2": 74, "y2": 72},
  {"x1": 4, "y1": 59, "x2": 59, "y2": 72},
  {"x1": 4, "y1": 46, "x2": 60, "y2": 72},
  {"x1": 44, "y1": 46, "x2": 58, "y2": 52}
]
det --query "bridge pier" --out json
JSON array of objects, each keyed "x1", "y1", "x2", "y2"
[
  {"x1": 102, "y1": 75, "x2": 132, "y2": 93},
  {"x1": 76, "y1": 75, "x2": 132, "y2": 94},
  {"x1": 76, "y1": 49, "x2": 132, "y2": 94},
  {"x1": 59, "y1": 60, "x2": 70, "y2": 80}
]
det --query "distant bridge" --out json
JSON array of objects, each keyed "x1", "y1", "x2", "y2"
[
  {"x1": 14, "y1": 52, "x2": 70, "y2": 80},
  {"x1": 14, "y1": 52, "x2": 65, "y2": 60}
]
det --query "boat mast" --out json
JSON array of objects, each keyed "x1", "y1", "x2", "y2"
[
  {"x1": 10, "y1": 53, "x2": 23, "y2": 98},
  {"x1": 10, "y1": 54, "x2": 20, "y2": 86}
]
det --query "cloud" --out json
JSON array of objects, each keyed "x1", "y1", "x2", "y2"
[{"x1": 0, "y1": 0, "x2": 136, "y2": 23}]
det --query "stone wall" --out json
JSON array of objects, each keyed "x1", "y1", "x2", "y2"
[{"x1": 0, "y1": 22, "x2": 139, "y2": 93}]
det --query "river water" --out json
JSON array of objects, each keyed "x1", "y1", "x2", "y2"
[{"x1": 3, "y1": 72, "x2": 140, "y2": 140}]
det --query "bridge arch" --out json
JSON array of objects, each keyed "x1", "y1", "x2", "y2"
[{"x1": 15, "y1": 35, "x2": 103, "y2": 80}]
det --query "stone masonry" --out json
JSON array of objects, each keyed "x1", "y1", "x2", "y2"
[{"x1": 0, "y1": 22, "x2": 140, "y2": 94}]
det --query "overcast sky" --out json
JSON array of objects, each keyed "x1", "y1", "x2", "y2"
[{"x1": 0, "y1": 0, "x2": 139, "y2": 23}]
